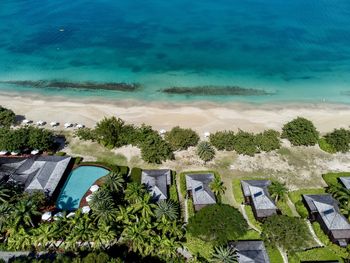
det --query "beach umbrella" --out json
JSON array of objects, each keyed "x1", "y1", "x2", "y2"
[
  {"x1": 204, "y1": 132, "x2": 211, "y2": 138},
  {"x1": 10, "y1": 151, "x2": 19, "y2": 156},
  {"x1": 90, "y1": 185, "x2": 99, "y2": 192},
  {"x1": 0, "y1": 151, "x2": 8, "y2": 155},
  {"x1": 50, "y1": 121, "x2": 59, "y2": 127},
  {"x1": 64, "y1": 123, "x2": 72, "y2": 128},
  {"x1": 82, "y1": 206, "x2": 91, "y2": 214},
  {"x1": 159, "y1": 129, "x2": 166, "y2": 135},
  {"x1": 22, "y1": 119, "x2": 31, "y2": 124},
  {"x1": 36, "y1": 120, "x2": 45, "y2": 126},
  {"x1": 41, "y1": 211, "x2": 52, "y2": 221},
  {"x1": 76, "y1": 124, "x2": 85, "y2": 129}
]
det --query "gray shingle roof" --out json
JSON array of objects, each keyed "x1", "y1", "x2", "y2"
[
  {"x1": 339, "y1": 177, "x2": 350, "y2": 190},
  {"x1": 186, "y1": 173, "x2": 216, "y2": 205},
  {"x1": 1, "y1": 156, "x2": 71, "y2": 196},
  {"x1": 241, "y1": 180, "x2": 277, "y2": 211},
  {"x1": 141, "y1": 169, "x2": 171, "y2": 200},
  {"x1": 303, "y1": 194, "x2": 350, "y2": 231},
  {"x1": 230, "y1": 240, "x2": 270, "y2": 263}
]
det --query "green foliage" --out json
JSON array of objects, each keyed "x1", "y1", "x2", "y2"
[
  {"x1": 129, "y1": 167, "x2": 142, "y2": 183},
  {"x1": 0, "y1": 106, "x2": 16, "y2": 127},
  {"x1": 262, "y1": 215, "x2": 312, "y2": 252},
  {"x1": 74, "y1": 127, "x2": 96, "y2": 141},
  {"x1": 165, "y1": 126, "x2": 200, "y2": 151},
  {"x1": 268, "y1": 181, "x2": 288, "y2": 203},
  {"x1": 169, "y1": 184, "x2": 179, "y2": 203},
  {"x1": 256, "y1": 129, "x2": 281, "y2": 152},
  {"x1": 140, "y1": 134, "x2": 174, "y2": 164},
  {"x1": 266, "y1": 245, "x2": 284, "y2": 263},
  {"x1": 179, "y1": 173, "x2": 187, "y2": 198},
  {"x1": 233, "y1": 130, "x2": 257, "y2": 156},
  {"x1": 244, "y1": 205, "x2": 262, "y2": 231},
  {"x1": 210, "y1": 245, "x2": 238, "y2": 263},
  {"x1": 155, "y1": 200, "x2": 178, "y2": 220},
  {"x1": 196, "y1": 141, "x2": 215, "y2": 163},
  {"x1": 0, "y1": 127, "x2": 55, "y2": 152},
  {"x1": 318, "y1": 137, "x2": 337, "y2": 153},
  {"x1": 289, "y1": 188, "x2": 325, "y2": 217},
  {"x1": 209, "y1": 131, "x2": 235, "y2": 151},
  {"x1": 187, "y1": 204, "x2": 248, "y2": 245},
  {"x1": 74, "y1": 156, "x2": 83, "y2": 165},
  {"x1": 210, "y1": 175, "x2": 226, "y2": 203},
  {"x1": 187, "y1": 198, "x2": 195, "y2": 218},
  {"x1": 281, "y1": 117, "x2": 319, "y2": 146},
  {"x1": 56, "y1": 151, "x2": 66, "y2": 156},
  {"x1": 323, "y1": 172, "x2": 350, "y2": 187},
  {"x1": 325, "y1": 128, "x2": 350, "y2": 153}
]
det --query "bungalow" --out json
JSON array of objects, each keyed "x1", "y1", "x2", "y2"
[
  {"x1": 229, "y1": 240, "x2": 270, "y2": 263},
  {"x1": 141, "y1": 169, "x2": 171, "y2": 201},
  {"x1": 185, "y1": 173, "x2": 216, "y2": 211},
  {"x1": 0, "y1": 156, "x2": 72, "y2": 197},
  {"x1": 339, "y1": 177, "x2": 350, "y2": 190},
  {"x1": 303, "y1": 194, "x2": 350, "y2": 247},
  {"x1": 241, "y1": 180, "x2": 277, "y2": 219}
]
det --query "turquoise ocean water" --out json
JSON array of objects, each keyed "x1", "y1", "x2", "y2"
[{"x1": 1, "y1": 0, "x2": 350, "y2": 104}]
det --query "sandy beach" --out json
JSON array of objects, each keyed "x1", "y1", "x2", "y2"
[{"x1": 1, "y1": 92, "x2": 350, "y2": 135}]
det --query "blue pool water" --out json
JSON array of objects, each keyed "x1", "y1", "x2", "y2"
[
  {"x1": 1, "y1": 0, "x2": 350, "y2": 103},
  {"x1": 56, "y1": 165, "x2": 110, "y2": 210}
]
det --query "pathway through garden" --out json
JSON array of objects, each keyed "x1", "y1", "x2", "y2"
[
  {"x1": 286, "y1": 196, "x2": 300, "y2": 217},
  {"x1": 305, "y1": 220, "x2": 324, "y2": 247},
  {"x1": 240, "y1": 204, "x2": 261, "y2": 233}
]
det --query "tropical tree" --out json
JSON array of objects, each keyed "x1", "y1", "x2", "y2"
[
  {"x1": 209, "y1": 131, "x2": 235, "y2": 151},
  {"x1": 155, "y1": 200, "x2": 178, "y2": 221},
  {"x1": 0, "y1": 106, "x2": 16, "y2": 127},
  {"x1": 92, "y1": 222, "x2": 117, "y2": 250},
  {"x1": 6, "y1": 227, "x2": 32, "y2": 250},
  {"x1": 121, "y1": 221, "x2": 152, "y2": 257},
  {"x1": 197, "y1": 141, "x2": 215, "y2": 163},
  {"x1": 211, "y1": 245, "x2": 238, "y2": 263},
  {"x1": 125, "y1": 182, "x2": 147, "y2": 204},
  {"x1": 164, "y1": 126, "x2": 200, "y2": 151},
  {"x1": 10, "y1": 199, "x2": 41, "y2": 228},
  {"x1": 130, "y1": 193, "x2": 156, "y2": 219},
  {"x1": 210, "y1": 176, "x2": 226, "y2": 201},
  {"x1": 256, "y1": 129, "x2": 281, "y2": 152},
  {"x1": 268, "y1": 181, "x2": 288, "y2": 202},
  {"x1": 281, "y1": 117, "x2": 319, "y2": 146},
  {"x1": 31, "y1": 223, "x2": 59, "y2": 249},
  {"x1": 233, "y1": 130, "x2": 257, "y2": 156},
  {"x1": 325, "y1": 128, "x2": 350, "y2": 153},
  {"x1": 104, "y1": 170, "x2": 125, "y2": 193},
  {"x1": 0, "y1": 185, "x2": 10, "y2": 203},
  {"x1": 90, "y1": 189, "x2": 117, "y2": 224}
]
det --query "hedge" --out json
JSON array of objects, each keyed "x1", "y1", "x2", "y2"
[
  {"x1": 80, "y1": 161, "x2": 129, "y2": 176},
  {"x1": 129, "y1": 167, "x2": 142, "y2": 183}
]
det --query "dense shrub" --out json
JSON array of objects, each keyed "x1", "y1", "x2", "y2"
[
  {"x1": 140, "y1": 131, "x2": 174, "y2": 164},
  {"x1": 179, "y1": 173, "x2": 187, "y2": 198},
  {"x1": 94, "y1": 117, "x2": 130, "y2": 148},
  {"x1": 256, "y1": 129, "x2": 281, "y2": 152},
  {"x1": 0, "y1": 127, "x2": 55, "y2": 152},
  {"x1": 209, "y1": 131, "x2": 235, "y2": 151},
  {"x1": 282, "y1": 117, "x2": 319, "y2": 146},
  {"x1": 164, "y1": 126, "x2": 200, "y2": 151},
  {"x1": 233, "y1": 130, "x2": 257, "y2": 156},
  {"x1": 262, "y1": 215, "x2": 312, "y2": 252},
  {"x1": 74, "y1": 127, "x2": 96, "y2": 141},
  {"x1": 196, "y1": 141, "x2": 215, "y2": 163},
  {"x1": 130, "y1": 167, "x2": 142, "y2": 183},
  {"x1": 0, "y1": 106, "x2": 16, "y2": 127},
  {"x1": 295, "y1": 200, "x2": 309, "y2": 218},
  {"x1": 74, "y1": 156, "x2": 83, "y2": 164},
  {"x1": 187, "y1": 204, "x2": 248, "y2": 245},
  {"x1": 318, "y1": 137, "x2": 336, "y2": 153},
  {"x1": 324, "y1": 128, "x2": 350, "y2": 153}
]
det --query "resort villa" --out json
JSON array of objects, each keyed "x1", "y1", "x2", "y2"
[
  {"x1": 241, "y1": 180, "x2": 277, "y2": 220},
  {"x1": 185, "y1": 173, "x2": 216, "y2": 211},
  {"x1": 229, "y1": 240, "x2": 270, "y2": 263},
  {"x1": 303, "y1": 194, "x2": 350, "y2": 247},
  {"x1": 339, "y1": 177, "x2": 350, "y2": 190},
  {"x1": 141, "y1": 169, "x2": 171, "y2": 201},
  {"x1": 0, "y1": 156, "x2": 72, "y2": 197}
]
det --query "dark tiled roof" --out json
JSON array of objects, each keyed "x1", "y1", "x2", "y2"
[
  {"x1": 229, "y1": 240, "x2": 270, "y2": 263},
  {"x1": 241, "y1": 180, "x2": 277, "y2": 211},
  {"x1": 186, "y1": 173, "x2": 216, "y2": 205},
  {"x1": 141, "y1": 169, "x2": 171, "y2": 200},
  {"x1": 339, "y1": 177, "x2": 350, "y2": 190}
]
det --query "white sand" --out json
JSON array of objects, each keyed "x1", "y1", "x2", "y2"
[{"x1": 1, "y1": 93, "x2": 350, "y2": 135}]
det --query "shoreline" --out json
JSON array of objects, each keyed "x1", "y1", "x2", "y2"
[{"x1": 1, "y1": 91, "x2": 350, "y2": 134}]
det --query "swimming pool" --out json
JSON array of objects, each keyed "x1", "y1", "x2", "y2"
[{"x1": 56, "y1": 165, "x2": 110, "y2": 210}]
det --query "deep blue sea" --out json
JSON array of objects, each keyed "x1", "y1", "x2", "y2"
[{"x1": 1, "y1": 0, "x2": 350, "y2": 103}]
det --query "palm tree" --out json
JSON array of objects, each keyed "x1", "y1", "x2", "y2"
[
  {"x1": 7, "y1": 227, "x2": 32, "y2": 251},
  {"x1": 155, "y1": 200, "x2": 178, "y2": 220},
  {"x1": 328, "y1": 184, "x2": 350, "y2": 203},
  {"x1": 210, "y1": 177, "x2": 226, "y2": 200},
  {"x1": 90, "y1": 189, "x2": 117, "y2": 224},
  {"x1": 92, "y1": 222, "x2": 117, "y2": 250},
  {"x1": 211, "y1": 245, "x2": 238, "y2": 263},
  {"x1": 130, "y1": 193, "x2": 156, "y2": 219},
  {"x1": 31, "y1": 223, "x2": 59, "y2": 250},
  {"x1": 11, "y1": 199, "x2": 41, "y2": 228},
  {"x1": 0, "y1": 203, "x2": 12, "y2": 232},
  {"x1": 104, "y1": 170, "x2": 125, "y2": 193},
  {"x1": 125, "y1": 182, "x2": 147, "y2": 204},
  {"x1": 121, "y1": 221, "x2": 152, "y2": 256},
  {"x1": 116, "y1": 206, "x2": 136, "y2": 225},
  {"x1": 0, "y1": 185, "x2": 10, "y2": 204},
  {"x1": 197, "y1": 141, "x2": 215, "y2": 163},
  {"x1": 268, "y1": 181, "x2": 288, "y2": 203},
  {"x1": 340, "y1": 200, "x2": 350, "y2": 220}
]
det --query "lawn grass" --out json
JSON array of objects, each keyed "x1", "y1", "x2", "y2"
[
  {"x1": 237, "y1": 229, "x2": 261, "y2": 240},
  {"x1": 318, "y1": 137, "x2": 336, "y2": 154},
  {"x1": 277, "y1": 198, "x2": 294, "y2": 216},
  {"x1": 322, "y1": 172, "x2": 350, "y2": 187},
  {"x1": 266, "y1": 246, "x2": 284, "y2": 263},
  {"x1": 244, "y1": 205, "x2": 262, "y2": 231},
  {"x1": 187, "y1": 199, "x2": 195, "y2": 219},
  {"x1": 185, "y1": 234, "x2": 214, "y2": 260}
]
